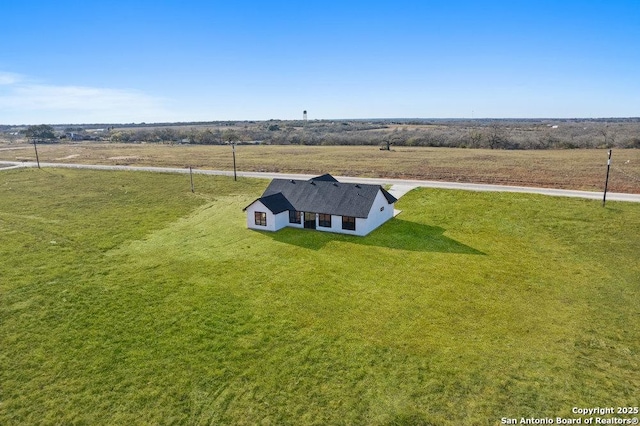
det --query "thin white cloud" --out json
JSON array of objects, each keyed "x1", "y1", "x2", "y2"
[
  {"x1": 0, "y1": 71, "x2": 174, "y2": 124},
  {"x1": 2, "y1": 84, "x2": 160, "y2": 110},
  {"x1": 0, "y1": 72, "x2": 23, "y2": 85}
]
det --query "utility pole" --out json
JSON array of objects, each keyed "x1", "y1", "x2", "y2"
[
  {"x1": 32, "y1": 139, "x2": 41, "y2": 169},
  {"x1": 602, "y1": 149, "x2": 612, "y2": 207},
  {"x1": 232, "y1": 142, "x2": 237, "y2": 181}
]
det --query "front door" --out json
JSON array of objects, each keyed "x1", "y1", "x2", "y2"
[{"x1": 304, "y1": 212, "x2": 316, "y2": 229}]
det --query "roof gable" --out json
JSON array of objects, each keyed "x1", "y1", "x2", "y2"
[
  {"x1": 310, "y1": 173, "x2": 339, "y2": 182},
  {"x1": 243, "y1": 192, "x2": 294, "y2": 214},
  {"x1": 380, "y1": 187, "x2": 397, "y2": 204}
]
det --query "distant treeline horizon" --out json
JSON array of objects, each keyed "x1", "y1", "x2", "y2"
[
  {"x1": 3, "y1": 118, "x2": 640, "y2": 149},
  {"x1": 3, "y1": 116, "x2": 640, "y2": 129}
]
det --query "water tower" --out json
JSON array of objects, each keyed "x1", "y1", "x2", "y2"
[{"x1": 303, "y1": 110, "x2": 307, "y2": 121}]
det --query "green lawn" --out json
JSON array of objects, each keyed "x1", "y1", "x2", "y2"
[{"x1": 1, "y1": 169, "x2": 638, "y2": 425}]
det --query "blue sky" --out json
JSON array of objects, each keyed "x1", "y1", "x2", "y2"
[{"x1": 1, "y1": 0, "x2": 639, "y2": 124}]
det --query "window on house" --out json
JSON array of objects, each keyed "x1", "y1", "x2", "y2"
[
  {"x1": 289, "y1": 210, "x2": 301, "y2": 224},
  {"x1": 342, "y1": 216, "x2": 356, "y2": 231},
  {"x1": 254, "y1": 211, "x2": 267, "y2": 226},
  {"x1": 318, "y1": 213, "x2": 332, "y2": 227}
]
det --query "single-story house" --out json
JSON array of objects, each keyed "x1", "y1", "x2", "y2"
[{"x1": 243, "y1": 174, "x2": 397, "y2": 236}]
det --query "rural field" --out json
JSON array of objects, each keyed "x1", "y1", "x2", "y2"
[
  {"x1": 1, "y1": 143, "x2": 640, "y2": 193},
  {"x1": 1, "y1": 168, "x2": 638, "y2": 425}
]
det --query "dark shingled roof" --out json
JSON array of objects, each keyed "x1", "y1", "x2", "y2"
[
  {"x1": 253, "y1": 192, "x2": 295, "y2": 214},
  {"x1": 310, "y1": 173, "x2": 339, "y2": 182},
  {"x1": 251, "y1": 174, "x2": 396, "y2": 218}
]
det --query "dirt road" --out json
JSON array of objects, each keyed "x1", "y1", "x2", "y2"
[{"x1": 2, "y1": 161, "x2": 639, "y2": 203}]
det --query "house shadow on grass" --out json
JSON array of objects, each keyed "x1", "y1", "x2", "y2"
[{"x1": 265, "y1": 219, "x2": 485, "y2": 255}]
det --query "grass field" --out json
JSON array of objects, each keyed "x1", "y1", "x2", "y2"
[
  {"x1": 1, "y1": 168, "x2": 639, "y2": 425},
  {"x1": 2, "y1": 143, "x2": 640, "y2": 193}
]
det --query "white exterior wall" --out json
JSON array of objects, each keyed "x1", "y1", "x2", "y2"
[
  {"x1": 245, "y1": 201, "x2": 279, "y2": 232},
  {"x1": 272, "y1": 211, "x2": 289, "y2": 230},
  {"x1": 356, "y1": 190, "x2": 395, "y2": 236},
  {"x1": 313, "y1": 213, "x2": 354, "y2": 236},
  {"x1": 311, "y1": 214, "x2": 369, "y2": 236}
]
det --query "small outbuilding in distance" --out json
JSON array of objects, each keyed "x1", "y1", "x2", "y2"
[{"x1": 243, "y1": 174, "x2": 397, "y2": 236}]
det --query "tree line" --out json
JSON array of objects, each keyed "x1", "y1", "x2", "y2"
[{"x1": 8, "y1": 119, "x2": 640, "y2": 149}]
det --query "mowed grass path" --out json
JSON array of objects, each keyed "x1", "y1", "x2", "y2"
[{"x1": 1, "y1": 169, "x2": 638, "y2": 425}]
